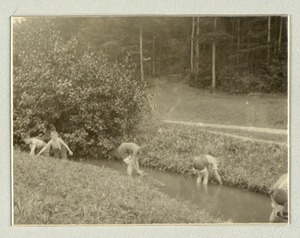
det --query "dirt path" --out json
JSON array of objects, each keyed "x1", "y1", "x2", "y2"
[
  {"x1": 164, "y1": 120, "x2": 287, "y2": 146},
  {"x1": 164, "y1": 120, "x2": 287, "y2": 135},
  {"x1": 165, "y1": 86, "x2": 182, "y2": 118}
]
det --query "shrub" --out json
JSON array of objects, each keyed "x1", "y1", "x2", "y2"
[
  {"x1": 257, "y1": 58, "x2": 288, "y2": 93},
  {"x1": 13, "y1": 18, "x2": 150, "y2": 157},
  {"x1": 187, "y1": 66, "x2": 212, "y2": 89},
  {"x1": 218, "y1": 70, "x2": 265, "y2": 93}
]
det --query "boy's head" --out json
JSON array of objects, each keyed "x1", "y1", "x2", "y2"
[
  {"x1": 23, "y1": 135, "x2": 31, "y2": 144},
  {"x1": 50, "y1": 131, "x2": 59, "y2": 139}
]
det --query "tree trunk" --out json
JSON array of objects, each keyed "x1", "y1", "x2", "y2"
[
  {"x1": 237, "y1": 18, "x2": 240, "y2": 66},
  {"x1": 212, "y1": 18, "x2": 217, "y2": 93},
  {"x1": 278, "y1": 17, "x2": 282, "y2": 52},
  {"x1": 267, "y1": 16, "x2": 271, "y2": 62},
  {"x1": 139, "y1": 26, "x2": 144, "y2": 82},
  {"x1": 190, "y1": 17, "x2": 195, "y2": 70},
  {"x1": 195, "y1": 17, "x2": 200, "y2": 71},
  {"x1": 246, "y1": 20, "x2": 250, "y2": 67},
  {"x1": 152, "y1": 36, "x2": 156, "y2": 77},
  {"x1": 158, "y1": 42, "x2": 161, "y2": 75},
  {"x1": 232, "y1": 18, "x2": 235, "y2": 35}
]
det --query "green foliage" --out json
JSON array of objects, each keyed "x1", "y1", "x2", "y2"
[
  {"x1": 189, "y1": 58, "x2": 288, "y2": 94},
  {"x1": 13, "y1": 18, "x2": 150, "y2": 157},
  {"x1": 14, "y1": 150, "x2": 223, "y2": 224},
  {"x1": 187, "y1": 67, "x2": 212, "y2": 89},
  {"x1": 218, "y1": 70, "x2": 265, "y2": 93},
  {"x1": 14, "y1": 16, "x2": 288, "y2": 93},
  {"x1": 188, "y1": 17, "x2": 288, "y2": 93},
  {"x1": 216, "y1": 58, "x2": 288, "y2": 93},
  {"x1": 257, "y1": 58, "x2": 288, "y2": 93}
]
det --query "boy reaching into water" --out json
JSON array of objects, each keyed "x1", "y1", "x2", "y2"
[
  {"x1": 269, "y1": 173, "x2": 288, "y2": 222},
  {"x1": 37, "y1": 131, "x2": 73, "y2": 159},
  {"x1": 24, "y1": 135, "x2": 48, "y2": 156},
  {"x1": 117, "y1": 142, "x2": 146, "y2": 176},
  {"x1": 192, "y1": 155, "x2": 223, "y2": 185}
]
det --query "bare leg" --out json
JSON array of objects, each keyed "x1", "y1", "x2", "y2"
[
  {"x1": 132, "y1": 155, "x2": 144, "y2": 175},
  {"x1": 203, "y1": 170, "x2": 209, "y2": 185},
  {"x1": 40, "y1": 146, "x2": 50, "y2": 157},
  {"x1": 269, "y1": 209, "x2": 278, "y2": 222},
  {"x1": 127, "y1": 161, "x2": 133, "y2": 176},
  {"x1": 197, "y1": 174, "x2": 203, "y2": 185}
]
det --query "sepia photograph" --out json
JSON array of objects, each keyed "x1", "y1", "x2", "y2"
[{"x1": 12, "y1": 16, "x2": 288, "y2": 225}]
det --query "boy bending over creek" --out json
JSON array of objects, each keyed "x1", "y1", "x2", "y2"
[
  {"x1": 269, "y1": 173, "x2": 288, "y2": 222},
  {"x1": 193, "y1": 155, "x2": 223, "y2": 185},
  {"x1": 117, "y1": 142, "x2": 146, "y2": 176}
]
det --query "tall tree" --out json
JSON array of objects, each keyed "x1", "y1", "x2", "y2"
[
  {"x1": 195, "y1": 17, "x2": 200, "y2": 71},
  {"x1": 212, "y1": 18, "x2": 217, "y2": 93},
  {"x1": 152, "y1": 35, "x2": 156, "y2": 76},
  {"x1": 190, "y1": 17, "x2": 195, "y2": 70},
  {"x1": 267, "y1": 16, "x2": 271, "y2": 62},
  {"x1": 278, "y1": 17, "x2": 283, "y2": 52},
  {"x1": 140, "y1": 25, "x2": 144, "y2": 81},
  {"x1": 236, "y1": 18, "x2": 241, "y2": 66}
]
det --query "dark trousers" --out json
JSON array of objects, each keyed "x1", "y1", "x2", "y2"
[{"x1": 53, "y1": 146, "x2": 67, "y2": 159}]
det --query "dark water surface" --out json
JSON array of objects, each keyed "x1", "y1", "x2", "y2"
[{"x1": 84, "y1": 159, "x2": 272, "y2": 223}]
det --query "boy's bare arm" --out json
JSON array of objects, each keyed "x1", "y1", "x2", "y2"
[
  {"x1": 37, "y1": 141, "x2": 51, "y2": 156},
  {"x1": 131, "y1": 155, "x2": 140, "y2": 171},
  {"x1": 132, "y1": 151, "x2": 144, "y2": 174},
  {"x1": 59, "y1": 138, "x2": 73, "y2": 155},
  {"x1": 29, "y1": 144, "x2": 36, "y2": 156},
  {"x1": 213, "y1": 169, "x2": 223, "y2": 185}
]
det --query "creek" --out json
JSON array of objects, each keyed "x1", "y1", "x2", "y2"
[{"x1": 85, "y1": 159, "x2": 272, "y2": 223}]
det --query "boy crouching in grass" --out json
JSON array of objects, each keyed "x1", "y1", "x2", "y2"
[
  {"x1": 117, "y1": 142, "x2": 146, "y2": 176},
  {"x1": 37, "y1": 131, "x2": 73, "y2": 159},
  {"x1": 192, "y1": 155, "x2": 223, "y2": 185},
  {"x1": 24, "y1": 135, "x2": 48, "y2": 157},
  {"x1": 269, "y1": 173, "x2": 288, "y2": 222}
]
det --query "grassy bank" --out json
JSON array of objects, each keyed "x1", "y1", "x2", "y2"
[
  {"x1": 136, "y1": 123, "x2": 288, "y2": 194},
  {"x1": 198, "y1": 127, "x2": 287, "y2": 143},
  {"x1": 13, "y1": 150, "x2": 223, "y2": 225}
]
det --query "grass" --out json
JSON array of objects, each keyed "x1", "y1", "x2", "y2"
[
  {"x1": 13, "y1": 149, "x2": 224, "y2": 225},
  {"x1": 197, "y1": 127, "x2": 287, "y2": 143},
  {"x1": 148, "y1": 77, "x2": 287, "y2": 129},
  {"x1": 135, "y1": 123, "x2": 288, "y2": 194}
]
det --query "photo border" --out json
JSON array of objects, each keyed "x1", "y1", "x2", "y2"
[{"x1": 1, "y1": 0, "x2": 300, "y2": 237}]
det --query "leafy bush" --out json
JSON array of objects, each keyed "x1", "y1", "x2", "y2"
[
  {"x1": 187, "y1": 66, "x2": 212, "y2": 89},
  {"x1": 218, "y1": 70, "x2": 265, "y2": 93},
  {"x1": 13, "y1": 18, "x2": 150, "y2": 157},
  {"x1": 257, "y1": 58, "x2": 288, "y2": 93}
]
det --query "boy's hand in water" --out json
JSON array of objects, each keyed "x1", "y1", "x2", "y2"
[
  {"x1": 138, "y1": 170, "x2": 147, "y2": 176},
  {"x1": 69, "y1": 151, "x2": 73, "y2": 156},
  {"x1": 192, "y1": 168, "x2": 198, "y2": 175}
]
